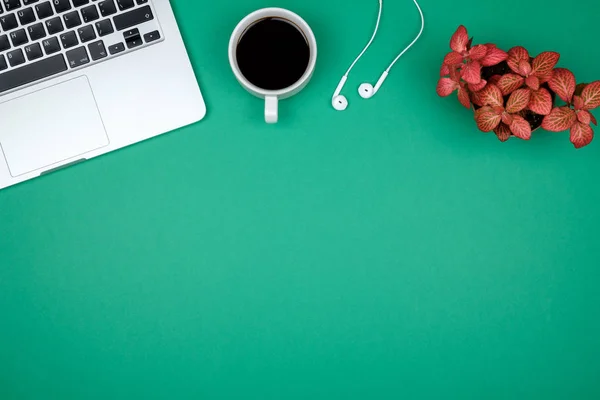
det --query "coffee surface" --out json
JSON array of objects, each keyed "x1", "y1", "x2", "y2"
[{"x1": 236, "y1": 18, "x2": 310, "y2": 91}]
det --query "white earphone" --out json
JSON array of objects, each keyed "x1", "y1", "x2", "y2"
[{"x1": 332, "y1": 0, "x2": 425, "y2": 111}]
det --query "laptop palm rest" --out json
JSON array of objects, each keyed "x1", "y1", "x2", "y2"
[{"x1": 0, "y1": 76, "x2": 109, "y2": 177}]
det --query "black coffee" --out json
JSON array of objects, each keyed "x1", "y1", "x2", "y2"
[{"x1": 236, "y1": 18, "x2": 310, "y2": 91}]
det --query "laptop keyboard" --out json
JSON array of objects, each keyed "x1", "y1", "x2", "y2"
[{"x1": 0, "y1": 0, "x2": 162, "y2": 95}]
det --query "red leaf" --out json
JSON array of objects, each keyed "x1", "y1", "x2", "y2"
[
  {"x1": 443, "y1": 51, "x2": 464, "y2": 66},
  {"x1": 573, "y1": 95, "x2": 584, "y2": 111},
  {"x1": 570, "y1": 122, "x2": 594, "y2": 148},
  {"x1": 461, "y1": 61, "x2": 482, "y2": 84},
  {"x1": 518, "y1": 61, "x2": 532, "y2": 77},
  {"x1": 497, "y1": 74, "x2": 525, "y2": 95},
  {"x1": 506, "y1": 88, "x2": 531, "y2": 113},
  {"x1": 528, "y1": 88, "x2": 553, "y2": 116},
  {"x1": 457, "y1": 88, "x2": 471, "y2": 109},
  {"x1": 440, "y1": 64, "x2": 450, "y2": 77},
  {"x1": 542, "y1": 107, "x2": 577, "y2": 132},
  {"x1": 531, "y1": 51, "x2": 560, "y2": 77},
  {"x1": 481, "y1": 47, "x2": 508, "y2": 67},
  {"x1": 549, "y1": 68, "x2": 576, "y2": 103},
  {"x1": 470, "y1": 91, "x2": 484, "y2": 107},
  {"x1": 510, "y1": 115, "x2": 532, "y2": 140},
  {"x1": 537, "y1": 71, "x2": 554, "y2": 84},
  {"x1": 502, "y1": 113, "x2": 514, "y2": 125},
  {"x1": 591, "y1": 113, "x2": 598, "y2": 126},
  {"x1": 508, "y1": 46, "x2": 529, "y2": 60},
  {"x1": 526, "y1": 75, "x2": 540, "y2": 91},
  {"x1": 494, "y1": 123, "x2": 511, "y2": 142},
  {"x1": 479, "y1": 84, "x2": 504, "y2": 107},
  {"x1": 507, "y1": 46, "x2": 530, "y2": 73},
  {"x1": 468, "y1": 79, "x2": 487, "y2": 92},
  {"x1": 581, "y1": 81, "x2": 600, "y2": 110},
  {"x1": 450, "y1": 26, "x2": 469, "y2": 53},
  {"x1": 436, "y1": 77, "x2": 459, "y2": 97},
  {"x1": 469, "y1": 45, "x2": 488, "y2": 61},
  {"x1": 577, "y1": 110, "x2": 592, "y2": 125},
  {"x1": 476, "y1": 106, "x2": 502, "y2": 132}
]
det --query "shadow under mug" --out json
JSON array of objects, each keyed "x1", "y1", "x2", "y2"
[{"x1": 228, "y1": 8, "x2": 318, "y2": 124}]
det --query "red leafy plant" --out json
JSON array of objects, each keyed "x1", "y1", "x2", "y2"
[
  {"x1": 436, "y1": 25, "x2": 600, "y2": 148},
  {"x1": 541, "y1": 69, "x2": 600, "y2": 148}
]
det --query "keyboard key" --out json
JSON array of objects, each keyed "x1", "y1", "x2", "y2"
[
  {"x1": 17, "y1": 7, "x2": 36, "y2": 24},
  {"x1": 143, "y1": 29, "x2": 159, "y2": 43},
  {"x1": 98, "y1": 0, "x2": 115, "y2": 16},
  {"x1": 0, "y1": 13, "x2": 18, "y2": 31},
  {"x1": 113, "y1": 5, "x2": 152, "y2": 30},
  {"x1": 2, "y1": 0, "x2": 21, "y2": 12},
  {"x1": 24, "y1": 42, "x2": 43, "y2": 60},
  {"x1": 65, "y1": 45, "x2": 89, "y2": 67},
  {"x1": 53, "y1": 0, "x2": 70, "y2": 13},
  {"x1": 107, "y1": 41, "x2": 123, "y2": 54},
  {"x1": 72, "y1": 0, "x2": 88, "y2": 6},
  {"x1": 87, "y1": 39, "x2": 106, "y2": 60},
  {"x1": 7, "y1": 48, "x2": 25, "y2": 67},
  {"x1": 9, "y1": 28, "x2": 28, "y2": 46},
  {"x1": 23, "y1": 0, "x2": 41, "y2": 4},
  {"x1": 0, "y1": 55, "x2": 7, "y2": 71},
  {"x1": 0, "y1": 54, "x2": 67, "y2": 94},
  {"x1": 122, "y1": 27, "x2": 137, "y2": 38},
  {"x1": 45, "y1": 16, "x2": 63, "y2": 33},
  {"x1": 63, "y1": 10, "x2": 80, "y2": 28},
  {"x1": 136, "y1": 0, "x2": 147, "y2": 4},
  {"x1": 35, "y1": 1, "x2": 54, "y2": 19},
  {"x1": 27, "y1": 22, "x2": 45, "y2": 40},
  {"x1": 94, "y1": 18, "x2": 112, "y2": 36},
  {"x1": 60, "y1": 30, "x2": 77, "y2": 48},
  {"x1": 42, "y1": 35, "x2": 60, "y2": 54},
  {"x1": 116, "y1": 0, "x2": 133, "y2": 11},
  {"x1": 126, "y1": 35, "x2": 141, "y2": 48},
  {"x1": 77, "y1": 24, "x2": 94, "y2": 42},
  {"x1": 80, "y1": 4, "x2": 98, "y2": 22},
  {"x1": 0, "y1": 34, "x2": 10, "y2": 51}
]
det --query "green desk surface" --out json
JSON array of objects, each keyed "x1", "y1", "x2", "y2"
[{"x1": 2, "y1": 0, "x2": 600, "y2": 398}]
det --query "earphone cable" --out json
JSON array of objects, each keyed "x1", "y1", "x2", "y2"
[
  {"x1": 343, "y1": 0, "x2": 383, "y2": 77},
  {"x1": 385, "y1": 0, "x2": 424, "y2": 72}
]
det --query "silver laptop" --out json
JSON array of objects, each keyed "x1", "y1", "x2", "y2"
[{"x1": 0, "y1": 0, "x2": 206, "y2": 190}]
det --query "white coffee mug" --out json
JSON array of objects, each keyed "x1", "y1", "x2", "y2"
[{"x1": 228, "y1": 8, "x2": 318, "y2": 124}]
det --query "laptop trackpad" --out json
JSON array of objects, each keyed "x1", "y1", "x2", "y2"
[{"x1": 0, "y1": 76, "x2": 109, "y2": 177}]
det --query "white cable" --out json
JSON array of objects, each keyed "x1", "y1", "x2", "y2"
[
  {"x1": 385, "y1": 0, "x2": 424, "y2": 73},
  {"x1": 343, "y1": 0, "x2": 383, "y2": 77}
]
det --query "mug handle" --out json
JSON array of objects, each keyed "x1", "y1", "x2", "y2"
[{"x1": 265, "y1": 96, "x2": 278, "y2": 124}]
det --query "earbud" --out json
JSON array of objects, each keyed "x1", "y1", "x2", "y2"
[
  {"x1": 358, "y1": 71, "x2": 388, "y2": 99},
  {"x1": 358, "y1": 83, "x2": 374, "y2": 99},
  {"x1": 332, "y1": 95, "x2": 348, "y2": 111},
  {"x1": 331, "y1": 75, "x2": 349, "y2": 111}
]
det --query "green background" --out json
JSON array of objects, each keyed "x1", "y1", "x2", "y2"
[{"x1": 2, "y1": 0, "x2": 600, "y2": 398}]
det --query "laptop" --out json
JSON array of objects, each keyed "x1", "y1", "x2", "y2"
[{"x1": 0, "y1": 0, "x2": 206, "y2": 190}]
